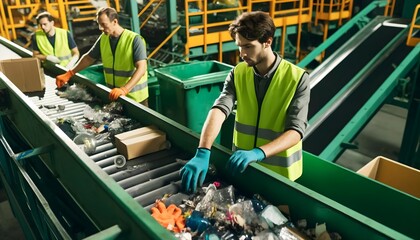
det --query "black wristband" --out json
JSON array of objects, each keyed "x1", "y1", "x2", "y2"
[
  {"x1": 198, "y1": 147, "x2": 211, "y2": 151},
  {"x1": 256, "y1": 147, "x2": 266, "y2": 158}
]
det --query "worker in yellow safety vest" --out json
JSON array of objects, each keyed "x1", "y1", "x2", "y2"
[
  {"x1": 55, "y1": 7, "x2": 149, "y2": 106},
  {"x1": 32, "y1": 11, "x2": 79, "y2": 69},
  {"x1": 181, "y1": 11, "x2": 311, "y2": 193}
]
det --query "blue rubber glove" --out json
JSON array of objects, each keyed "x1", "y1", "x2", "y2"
[
  {"x1": 180, "y1": 148, "x2": 210, "y2": 193},
  {"x1": 227, "y1": 147, "x2": 266, "y2": 175}
]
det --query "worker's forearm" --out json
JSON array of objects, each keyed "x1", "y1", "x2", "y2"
[
  {"x1": 259, "y1": 129, "x2": 301, "y2": 157},
  {"x1": 199, "y1": 108, "x2": 226, "y2": 149},
  {"x1": 124, "y1": 68, "x2": 146, "y2": 91},
  {"x1": 71, "y1": 54, "x2": 95, "y2": 73},
  {"x1": 123, "y1": 60, "x2": 147, "y2": 91}
]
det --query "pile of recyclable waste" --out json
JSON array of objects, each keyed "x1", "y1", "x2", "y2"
[
  {"x1": 48, "y1": 84, "x2": 342, "y2": 240},
  {"x1": 151, "y1": 181, "x2": 342, "y2": 240},
  {"x1": 48, "y1": 84, "x2": 142, "y2": 154}
]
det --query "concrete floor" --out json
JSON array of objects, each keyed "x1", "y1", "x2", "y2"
[
  {"x1": 336, "y1": 103, "x2": 407, "y2": 171},
  {"x1": 0, "y1": 103, "x2": 407, "y2": 239}
]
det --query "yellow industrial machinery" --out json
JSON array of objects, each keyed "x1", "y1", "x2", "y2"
[
  {"x1": 0, "y1": 0, "x2": 119, "y2": 47},
  {"x1": 313, "y1": 0, "x2": 353, "y2": 42},
  {"x1": 180, "y1": 0, "x2": 312, "y2": 62},
  {"x1": 182, "y1": 0, "x2": 247, "y2": 61},
  {"x1": 0, "y1": 0, "x2": 402, "y2": 64}
]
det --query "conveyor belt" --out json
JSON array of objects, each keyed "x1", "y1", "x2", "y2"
[
  {"x1": 1, "y1": 37, "x2": 417, "y2": 240},
  {"x1": 0, "y1": 42, "x2": 186, "y2": 210},
  {"x1": 303, "y1": 17, "x2": 412, "y2": 156},
  {"x1": 33, "y1": 78, "x2": 185, "y2": 210}
]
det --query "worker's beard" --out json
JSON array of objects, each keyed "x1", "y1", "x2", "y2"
[{"x1": 242, "y1": 55, "x2": 263, "y2": 67}]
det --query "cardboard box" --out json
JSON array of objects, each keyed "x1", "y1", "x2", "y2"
[
  {"x1": 0, "y1": 58, "x2": 45, "y2": 93},
  {"x1": 114, "y1": 125, "x2": 157, "y2": 147},
  {"x1": 115, "y1": 126, "x2": 167, "y2": 160},
  {"x1": 357, "y1": 156, "x2": 420, "y2": 198}
]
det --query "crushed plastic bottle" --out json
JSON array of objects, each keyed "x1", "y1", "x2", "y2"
[{"x1": 73, "y1": 133, "x2": 97, "y2": 155}]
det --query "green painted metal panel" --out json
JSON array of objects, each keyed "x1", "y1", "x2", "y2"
[
  {"x1": 399, "y1": 48, "x2": 420, "y2": 168},
  {"x1": 402, "y1": 0, "x2": 420, "y2": 19},
  {"x1": 297, "y1": 151, "x2": 420, "y2": 239}
]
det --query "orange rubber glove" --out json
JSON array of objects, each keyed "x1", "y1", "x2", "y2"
[
  {"x1": 56, "y1": 70, "x2": 75, "y2": 88},
  {"x1": 151, "y1": 201, "x2": 185, "y2": 233},
  {"x1": 109, "y1": 86, "x2": 128, "y2": 101}
]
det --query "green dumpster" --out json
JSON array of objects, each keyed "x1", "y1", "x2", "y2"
[
  {"x1": 147, "y1": 76, "x2": 161, "y2": 113},
  {"x1": 79, "y1": 64, "x2": 105, "y2": 85},
  {"x1": 155, "y1": 61, "x2": 234, "y2": 143}
]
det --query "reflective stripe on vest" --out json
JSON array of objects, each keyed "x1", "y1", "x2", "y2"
[
  {"x1": 36, "y1": 28, "x2": 72, "y2": 66},
  {"x1": 100, "y1": 31, "x2": 148, "y2": 102},
  {"x1": 233, "y1": 60, "x2": 305, "y2": 181}
]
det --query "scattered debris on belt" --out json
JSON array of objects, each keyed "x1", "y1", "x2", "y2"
[{"x1": 152, "y1": 182, "x2": 342, "y2": 240}]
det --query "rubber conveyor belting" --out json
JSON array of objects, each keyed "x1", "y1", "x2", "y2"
[
  {"x1": 30, "y1": 79, "x2": 185, "y2": 210},
  {"x1": 303, "y1": 20, "x2": 412, "y2": 155}
]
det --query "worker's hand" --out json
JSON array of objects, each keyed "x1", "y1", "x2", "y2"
[
  {"x1": 180, "y1": 148, "x2": 210, "y2": 193},
  {"x1": 226, "y1": 147, "x2": 266, "y2": 175},
  {"x1": 46, "y1": 55, "x2": 60, "y2": 64},
  {"x1": 151, "y1": 201, "x2": 185, "y2": 233},
  {"x1": 55, "y1": 70, "x2": 75, "y2": 88},
  {"x1": 109, "y1": 86, "x2": 128, "y2": 101}
]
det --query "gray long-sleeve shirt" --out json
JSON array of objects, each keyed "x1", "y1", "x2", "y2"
[{"x1": 212, "y1": 53, "x2": 310, "y2": 139}]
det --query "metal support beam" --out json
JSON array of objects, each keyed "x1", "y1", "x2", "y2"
[
  {"x1": 399, "y1": 46, "x2": 420, "y2": 169},
  {"x1": 125, "y1": 0, "x2": 140, "y2": 34}
]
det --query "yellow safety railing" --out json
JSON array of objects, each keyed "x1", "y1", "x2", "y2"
[
  {"x1": 0, "y1": 0, "x2": 43, "y2": 40},
  {"x1": 183, "y1": 0, "x2": 248, "y2": 61},
  {"x1": 139, "y1": 0, "x2": 165, "y2": 29},
  {"x1": 313, "y1": 0, "x2": 353, "y2": 41},
  {"x1": 61, "y1": 0, "x2": 114, "y2": 23},
  {"x1": 0, "y1": 0, "x2": 116, "y2": 42},
  {"x1": 384, "y1": 0, "x2": 396, "y2": 17},
  {"x1": 0, "y1": 16, "x2": 7, "y2": 37},
  {"x1": 182, "y1": 0, "x2": 312, "y2": 62},
  {"x1": 407, "y1": 4, "x2": 420, "y2": 47},
  {"x1": 248, "y1": 0, "x2": 313, "y2": 61}
]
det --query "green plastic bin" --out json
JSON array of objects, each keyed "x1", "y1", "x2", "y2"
[
  {"x1": 155, "y1": 61, "x2": 234, "y2": 140},
  {"x1": 147, "y1": 76, "x2": 161, "y2": 113},
  {"x1": 79, "y1": 64, "x2": 106, "y2": 85}
]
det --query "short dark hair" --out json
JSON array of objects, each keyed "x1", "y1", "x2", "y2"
[
  {"x1": 96, "y1": 7, "x2": 119, "y2": 22},
  {"x1": 36, "y1": 11, "x2": 54, "y2": 24},
  {"x1": 228, "y1": 11, "x2": 275, "y2": 43}
]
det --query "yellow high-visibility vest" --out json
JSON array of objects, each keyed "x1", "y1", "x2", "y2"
[
  {"x1": 100, "y1": 30, "x2": 148, "y2": 102},
  {"x1": 35, "y1": 28, "x2": 72, "y2": 66},
  {"x1": 233, "y1": 60, "x2": 305, "y2": 180}
]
